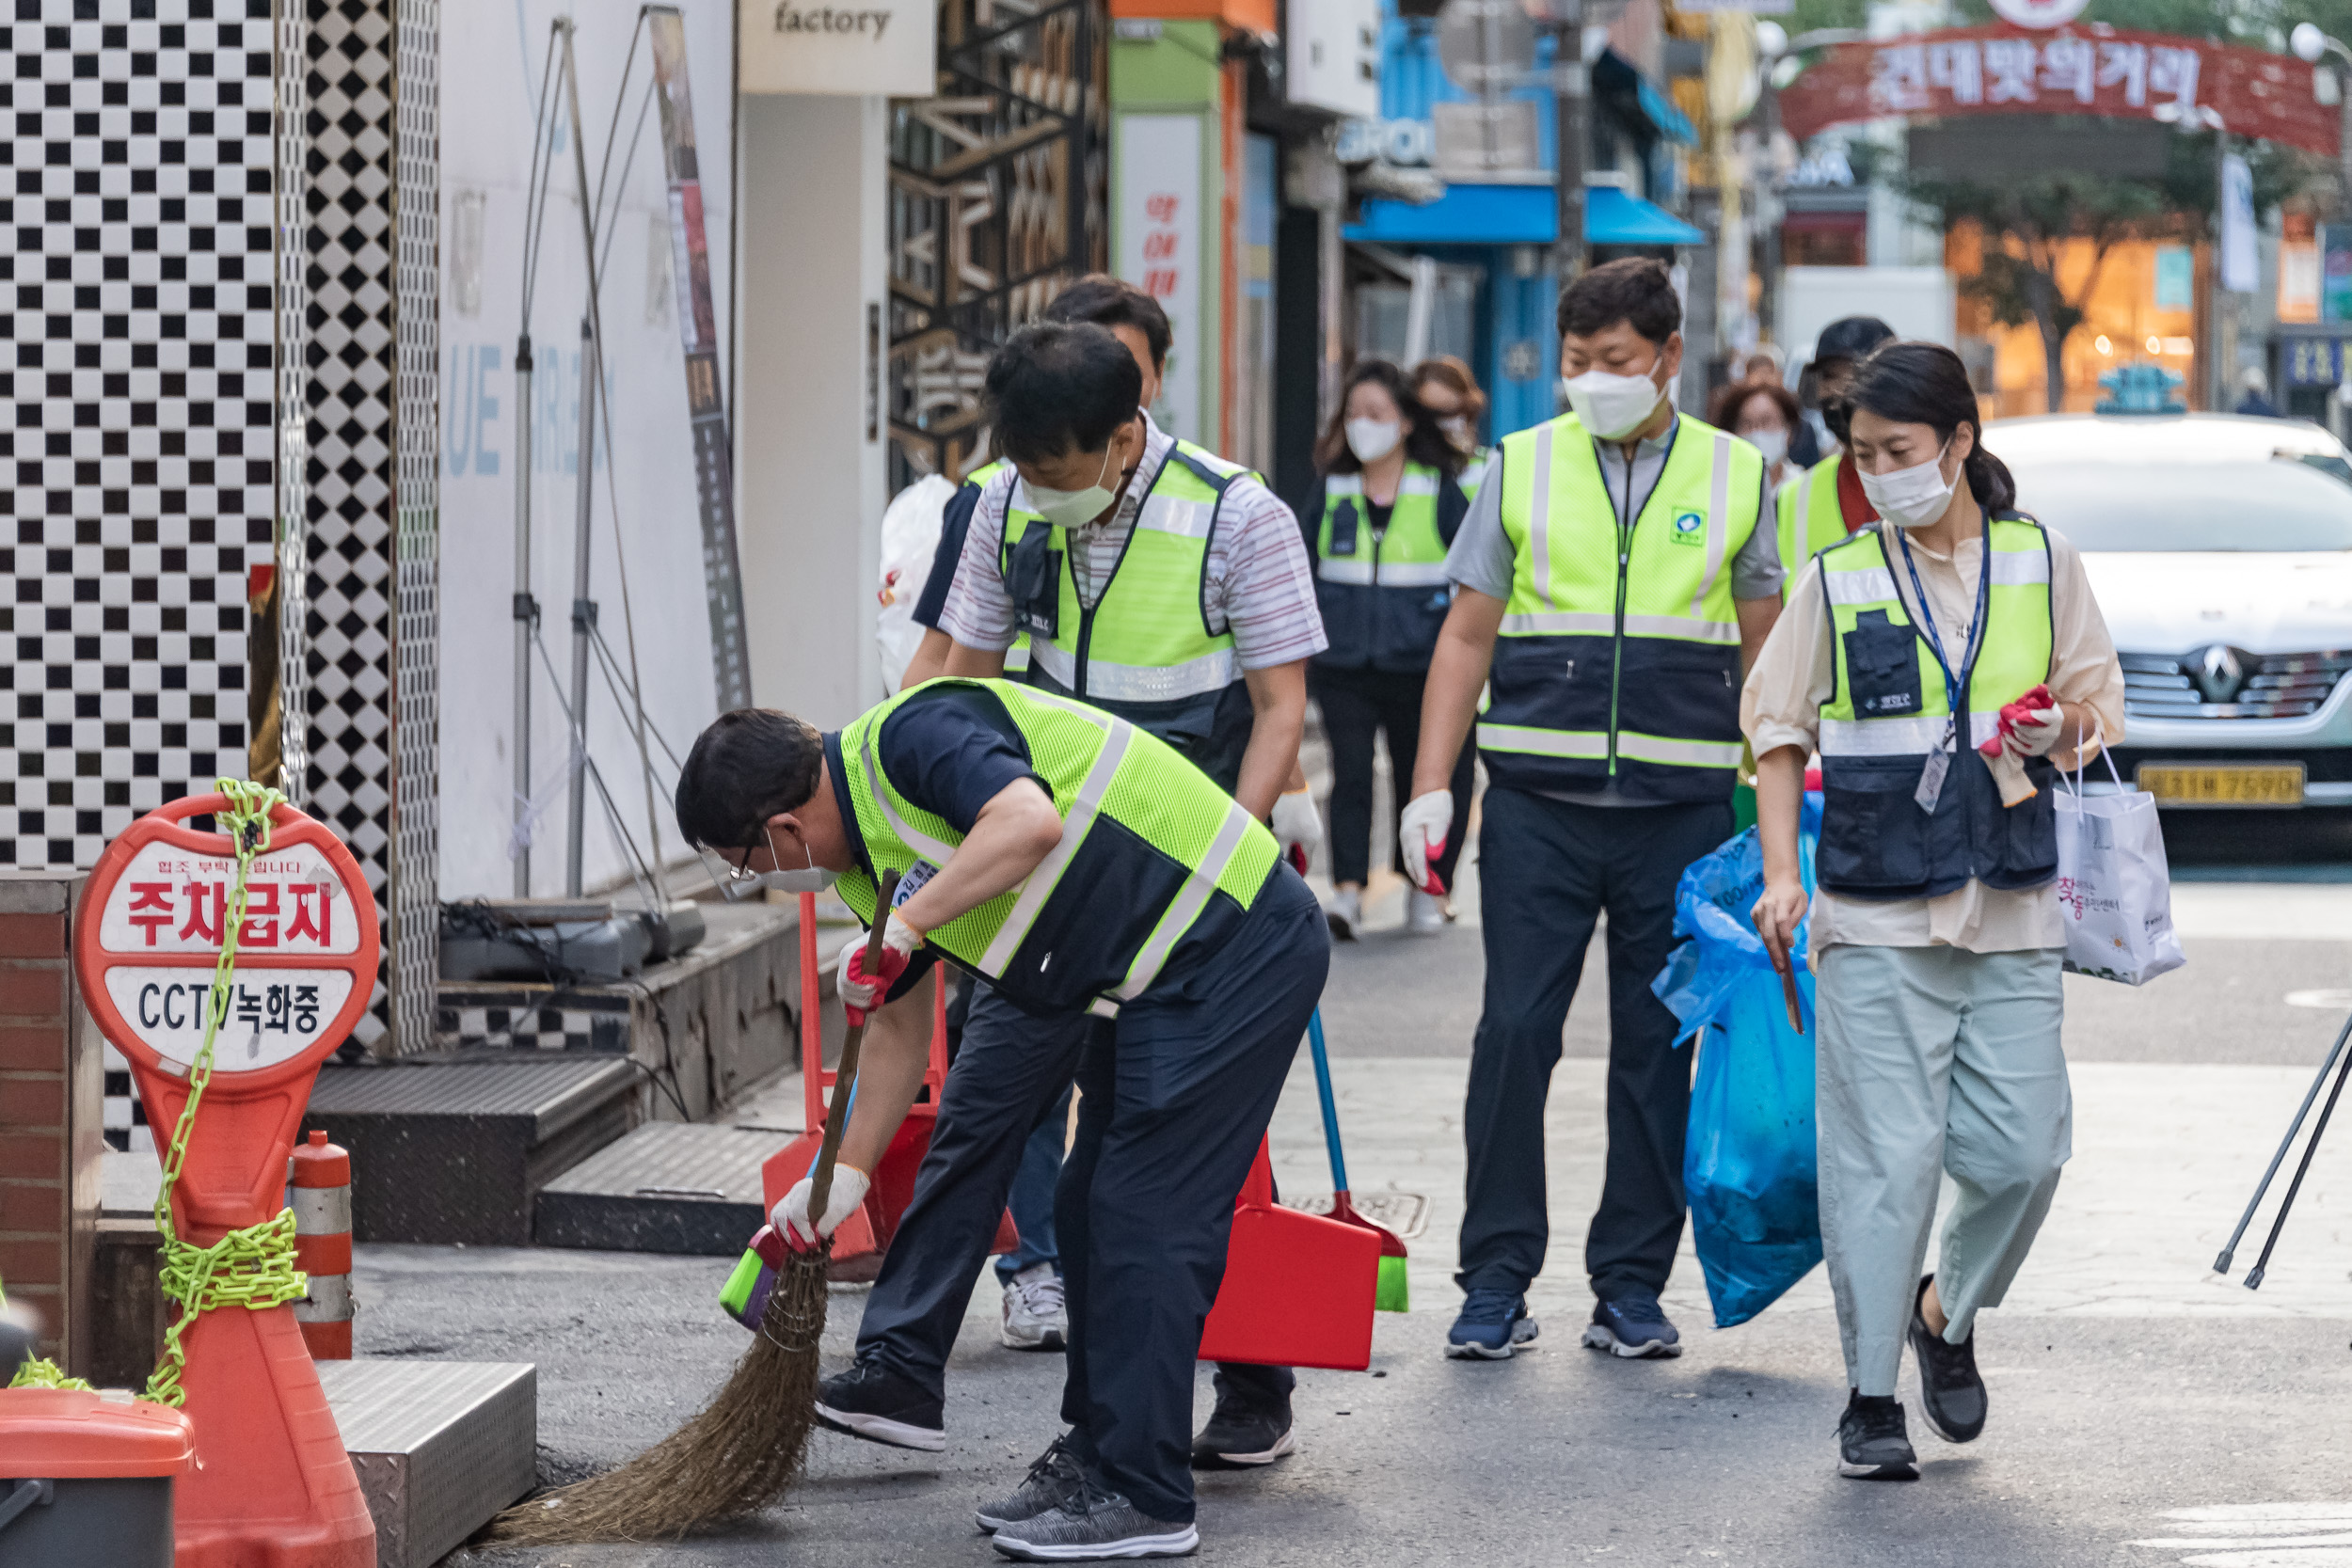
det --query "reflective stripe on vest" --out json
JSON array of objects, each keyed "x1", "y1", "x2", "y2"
[
  {"x1": 1000, "y1": 442, "x2": 1243, "y2": 705},
  {"x1": 1313, "y1": 468, "x2": 1451, "y2": 588},
  {"x1": 1777, "y1": 453, "x2": 1854, "y2": 603},
  {"x1": 961, "y1": 460, "x2": 1031, "y2": 672},
  {"x1": 835, "y1": 678, "x2": 1277, "y2": 1015},
  {"x1": 1475, "y1": 413, "x2": 1762, "y2": 800},
  {"x1": 1814, "y1": 517, "x2": 2058, "y2": 898}
]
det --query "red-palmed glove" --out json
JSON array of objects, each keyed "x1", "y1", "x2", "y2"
[
  {"x1": 1398, "y1": 790, "x2": 1454, "y2": 895},
  {"x1": 835, "y1": 912, "x2": 922, "y2": 1026},
  {"x1": 1977, "y1": 683, "x2": 2061, "y2": 761},
  {"x1": 1977, "y1": 684, "x2": 2060, "y2": 807}
]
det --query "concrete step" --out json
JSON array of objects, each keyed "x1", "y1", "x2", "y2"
[
  {"x1": 316, "y1": 1359, "x2": 536, "y2": 1568},
  {"x1": 305, "y1": 1054, "x2": 642, "y2": 1246},
  {"x1": 533, "y1": 1120, "x2": 798, "y2": 1256}
]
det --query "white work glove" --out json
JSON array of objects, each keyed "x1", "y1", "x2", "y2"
[
  {"x1": 1398, "y1": 789, "x2": 1454, "y2": 895},
  {"x1": 2007, "y1": 705, "x2": 2064, "y2": 759},
  {"x1": 772, "y1": 1164, "x2": 871, "y2": 1251},
  {"x1": 834, "y1": 911, "x2": 925, "y2": 1020},
  {"x1": 1270, "y1": 788, "x2": 1323, "y2": 861}
]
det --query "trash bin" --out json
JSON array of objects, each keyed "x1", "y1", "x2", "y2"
[{"x1": 0, "y1": 1386, "x2": 194, "y2": 1567}]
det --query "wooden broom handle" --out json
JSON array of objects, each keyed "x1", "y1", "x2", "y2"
[{"x1": 808, "y1": 868, "x2": 898, "y2": 1223}]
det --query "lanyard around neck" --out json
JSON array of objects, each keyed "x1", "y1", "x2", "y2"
[{"x1": 1892, "y1": 512, "x2": 1992, "y2": 720}]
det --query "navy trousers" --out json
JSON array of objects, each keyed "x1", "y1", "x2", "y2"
[
  {"x1": 1457, "y1": 787, "x2": 1732, "y2": 1302},
  {"x1": 1057, "y1": 867, "x2": 1327, "y2": 1524},
  {"x1": 856, "y1": 971, "x2": 1299, "y2": 1423}
]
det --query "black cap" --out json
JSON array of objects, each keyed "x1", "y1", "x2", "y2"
[{"x1": 1814, "y1": 316, "x2": 1896, "y2": 364}]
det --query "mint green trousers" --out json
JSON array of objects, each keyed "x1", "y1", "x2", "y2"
[{"x1": 1815, "y1": 944, "x2": 2072, "y2": 1397}]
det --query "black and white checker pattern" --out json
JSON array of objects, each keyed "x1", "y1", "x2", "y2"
[
  {"x1": 298, "y1": 0, "x2": 436, "y2": 1056},
  {"x1": 2, "y1": 0, "x2": 292, "y2": 873},
  {"x1": 435, "y1": 996, "x2": 631, "y2": 1055}
]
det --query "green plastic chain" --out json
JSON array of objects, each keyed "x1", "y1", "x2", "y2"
[{"x1": 5, "y1": 780, "x2": 311, "y2": 1402}]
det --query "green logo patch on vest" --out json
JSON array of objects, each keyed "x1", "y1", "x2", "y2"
[{"x1": 1669, "y1": 510, "x2": 1707, "y2": 545}]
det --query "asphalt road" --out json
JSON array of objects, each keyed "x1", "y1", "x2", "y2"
[{"x1": 404, "y1": 807, "x2": 2352, "y2": 1568}]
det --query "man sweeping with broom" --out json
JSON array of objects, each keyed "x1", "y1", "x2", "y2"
[{"x1": 673, "y1": 676, "x2": 1329, "y2": 1560}]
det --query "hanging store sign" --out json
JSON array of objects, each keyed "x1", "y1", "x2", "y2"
[
  {"x1": 1116, "y1": 115, "x2": 1206, "y2": 443},
  {"x1": 1781, "y1": 25, "x2": 2340, "y2": 159},
  {"x1": 738, "y1": 0, "x2": 937, "y2": 96}
]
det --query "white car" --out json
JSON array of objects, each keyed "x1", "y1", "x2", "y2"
[{"x1": 1992, "y1": 413, "x2": 2352, "y2": 809}]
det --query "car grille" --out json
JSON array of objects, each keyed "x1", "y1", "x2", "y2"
[{"x1": 2121, "y1": 650, "x2": 2352, "y2": 720}]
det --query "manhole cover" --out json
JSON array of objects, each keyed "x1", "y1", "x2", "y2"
[
  {"x1": 2286, "y1": 990, "x2": 2352, "y2": 1010},
  {"x1": 1281, "y1": 1191, "x2": 1429, "y2": 1240}
]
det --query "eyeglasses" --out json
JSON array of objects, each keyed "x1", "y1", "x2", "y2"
[{"x1": 692, "y1": 843, "x2": 768, "y2": 903}]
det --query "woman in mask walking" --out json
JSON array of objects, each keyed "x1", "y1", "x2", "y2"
[
  {"x1": 1411, "y1": 356, "x2": 1493, "y2": 494},
  {"x1": 1708, "y1": 378, "x2": 1800, "y2": 506},
  {"x1": 1744, "y1": 341, "x2": 2123, "y2": 1481},
  {"x1": 1300, "y1": 358, "x2": 1471, "y2": 937}
]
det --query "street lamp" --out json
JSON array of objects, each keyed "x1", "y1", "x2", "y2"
[{"x1": 1747, "y1": 24, "x2": 1866, "y2": 344}]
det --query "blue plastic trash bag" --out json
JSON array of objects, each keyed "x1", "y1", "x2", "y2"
[{"x1": 1652, "y1": 793, "x2": 1823, "y2": 1328}]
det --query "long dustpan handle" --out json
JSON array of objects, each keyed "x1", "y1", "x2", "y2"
[
  {"x1": 1306, "y1": 1007, "x2": 1349, "y2": 1194},
  {"x1": 809, "y1": 868, "x2": 899, "y2": 1222}
]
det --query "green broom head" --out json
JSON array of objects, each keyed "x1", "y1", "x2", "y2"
[{"x1": 1375, "y1": 1251, "x2": 1410, "y2": 1313}]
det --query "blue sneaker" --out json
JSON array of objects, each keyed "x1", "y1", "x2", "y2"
[
  {"x1": 1581, "y1": 1293, "x2": 1682, "y2": 1359},
  {"x1": 1445, "y1": 1289, "x2": 1539, "y2": 1359}
]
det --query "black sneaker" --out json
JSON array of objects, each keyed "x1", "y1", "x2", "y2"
[
  {"x1": 1837, "y1": 1391, "x2": 1918, "y2": 1481},
  {"x1": 1581, "y1": 1293, "x2": 1682, "y2": 1359},
  {"x1": 814, "y1": 1359, "x2": 946, "y2": 1452},
  {"x1": 977, "y1": 1433, "x2": 1088, "y2": 1534},
  {"x1": 1908, "y1": 1275, "x2": 1987, "y2": 1444},
  {"x1": 990, "y1": 1474, "x2": 1200, "y2": 1561},
  {"x1": 1190, "y1": 1392, "x2": 1296, "y2": 1468}
]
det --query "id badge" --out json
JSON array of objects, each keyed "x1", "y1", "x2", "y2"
[
  {"x1": 893, "y1": 860, "x2": 940, "y2": 908},
  {"x1": 1914, "y1": 721, "x2": 1955, "y2": 813}
]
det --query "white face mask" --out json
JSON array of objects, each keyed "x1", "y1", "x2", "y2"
[
  {"x1": 1344, "y1": 418, "x2": 1403, "y2": 463},
  {"x1": 1438, "y1": 414, "x2": 1475, "y2": 449},
  {"x1": 1856, "y1": 441, "x2": 1956, "y2": 531},
  {"x1": 1746, "y1": 427, "x2": 1789, "y2": 467},
  {"x1": 760, "y1": 826, "x2": 838, "y2": 894},
  {"x1": 1025, "y1": 440, "x2": 1122, "y2": 529},
  {"x1": 1562, "y1": 361, "x2": 1666, "y2": 440}
]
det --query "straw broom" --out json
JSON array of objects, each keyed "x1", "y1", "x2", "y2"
[{"x1": 486, "y1": 872, "x2": 899, "y2": 1544}]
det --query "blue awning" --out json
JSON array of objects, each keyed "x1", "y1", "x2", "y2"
[
  {"x1": 1347, "y1": 183, "x2": 1559, "y2": 245},
  {"x1": 1585, "y1": 184, "x2": 1704, "y2": 246},
  {"x1": 1592, "y1": 48, "x2": 1698, "y2": 148}
]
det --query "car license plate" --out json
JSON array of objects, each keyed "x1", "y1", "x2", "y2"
[{"x1": 2136, "y1": 763, "x2": 2306, "y2": 806}]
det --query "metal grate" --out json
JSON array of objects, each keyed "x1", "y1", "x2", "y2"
[
  {"x1": 885, "y1": 0, "x2": 1110, "y2": 487},
  {"x1": 275, "y1": 0, "x2": 311, "y2": 805},
  {"x1": 2121, "y1": 650, "x2": 2352, "y2": 721}
]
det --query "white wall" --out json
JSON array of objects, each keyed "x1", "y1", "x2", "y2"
[
  {"x1": 733, "y1": 94, "x2": 890, "y2": 727},
  {"x1": 1781, "y1": 265, "x2": 1956, "y2": 367},
  {"x1": 437, "y1": 0, "x2": 738, "y2": 900}
]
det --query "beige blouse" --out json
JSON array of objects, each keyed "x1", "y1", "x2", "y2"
[{"x1": 1740, "y1": 523, "x2": 2128, "y2": 955}]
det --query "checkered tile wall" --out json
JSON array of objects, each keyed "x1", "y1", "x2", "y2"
[
  {"x1": 300, "y1": 0, "x2": 434, "y2": 1056},
  {"x1": 3, "y1": 0, "x2": 294, "y2": 878}
]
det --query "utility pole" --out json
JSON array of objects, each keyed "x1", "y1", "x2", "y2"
[{"x1": 1553, "y1": 0, "x2": 1586, "y2": 293}]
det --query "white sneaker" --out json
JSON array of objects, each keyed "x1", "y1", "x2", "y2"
[
  {"x1": 1001, "y1": 1262, "x2": 1067, "y2": 1351},
  {"x1": 1326, "y1": 887, "x2": 1362, "y2": 941},
  {"x1": 1406, "y1": 889, "x2": 1446, "y2": 935}
]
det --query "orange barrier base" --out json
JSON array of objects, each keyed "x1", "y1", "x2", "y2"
[
  {"x1": 1198, "y1": 1143, "x2": 1378, "y2": 1371},
  {"x1": 171, "y1": 1301, "x2": 375, "y2": 1568}
]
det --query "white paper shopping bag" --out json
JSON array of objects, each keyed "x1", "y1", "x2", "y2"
[{"x1": 2055, "y1": 735, "x2": 2186, "y2": 987}]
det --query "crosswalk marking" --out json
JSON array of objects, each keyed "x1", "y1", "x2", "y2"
[{"x1": 2132, "y1": 1503, "x2": 2352, "y2": 1566}]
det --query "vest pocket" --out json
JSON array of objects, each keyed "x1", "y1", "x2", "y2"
[
  {"x1": 1008, "y1": 527, "x2": 1061, "y2": 640},
  {"x1": 1841, "y1": 611, "x2": 1924, "y2": 721},
  {"x1": 1820, "y1": 756, "x2": 1929, "y2": 891}
]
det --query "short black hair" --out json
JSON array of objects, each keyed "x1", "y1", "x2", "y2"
[
  {"x1": 1557, "y1": 256, "x2": 1681, "y2": 344},
  {"x1": 984, "y1": 323, "x2": 1144, "y2": 465},
  {"x1": 1044, "y1": 276, "x2": 1172, "y2": 373},
  {"x1": 674, "y1": 708, "x2": 826, "y2": 851}
]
